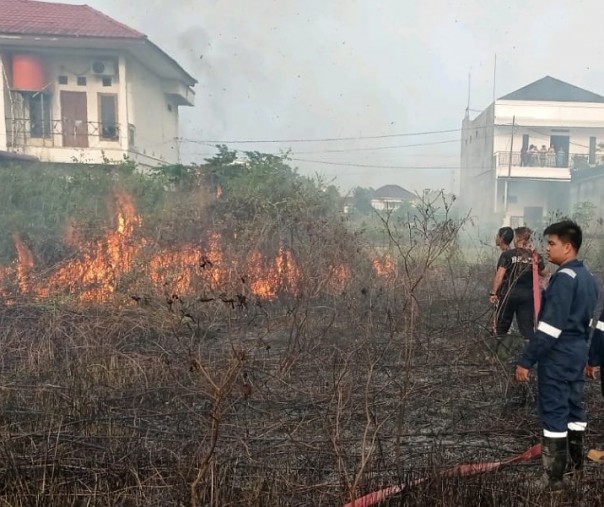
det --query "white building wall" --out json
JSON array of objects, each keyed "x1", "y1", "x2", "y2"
[
  {"x1": 127, "y1": 59, "x2": 180, "y2": 165},
  {"x1": 503, "y1": 180, "x2": 568, "y2": 226},
  {"x1": 370, "y1": 199, "x2": 404, "y2": 211},
  {"x1": 460, "y1": 104, "x2": 496, "y2": 221},
  {"x1": 495, "y1": 100, "x2": 604, "y2": 127},
  {"x1": 117, "y1": 56, "x2": 129, "y2": 154}
]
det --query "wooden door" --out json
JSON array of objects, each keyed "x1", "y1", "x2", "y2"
[{"x1": 61, "y1": 91, "x2": 88, "y2": 148}]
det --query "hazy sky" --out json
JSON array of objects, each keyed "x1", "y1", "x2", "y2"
[{"x1": 56, "y1": 0, "x2": 604, "y2": 194}]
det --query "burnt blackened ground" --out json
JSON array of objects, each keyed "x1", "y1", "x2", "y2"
[{"x1": 1, "y1": 292, "x2": 604, "y2": 506}]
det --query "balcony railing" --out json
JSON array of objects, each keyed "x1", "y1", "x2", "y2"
[
  {"x1": 6, "y1": 118, "x2": 120, "y2": 147},
  {"x1": 497, "y1": 150, "x2": 572, "y2": 168},
  {"x1": 494, "y1": 150, "x2": 604, "y2": 180}
]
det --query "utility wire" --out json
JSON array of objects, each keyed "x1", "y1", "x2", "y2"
[
  {"x1": 288, "y1": 158, "x2": 459, "y2": 170},
  {"x1": 289, "y1": 139, "x2": 460, "y2": 154},
  {"x1": 183, "y1": 138, "x2": 461, "y2": 154},
  {"x1": 178, "y1": 127, "x2": 474, "y2": 144}
]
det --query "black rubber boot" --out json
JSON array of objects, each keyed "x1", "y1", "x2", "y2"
[
  {"x1": 542, "y1": 436, "x2": 567, "y2": 490},
  {"x1": 567, "y1": 430, "x2": 584, "y2": 478}
]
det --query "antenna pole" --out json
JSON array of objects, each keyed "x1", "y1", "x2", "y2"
[
  {"x1": 503, "y1": 115, "x2": 515, "y2": 221},
  {"x1": 492, "y1": 53, "x2": 497, "y2": 103},
  {"x1": 466, "y1": 70, "x2": 471, "y2": 116}
]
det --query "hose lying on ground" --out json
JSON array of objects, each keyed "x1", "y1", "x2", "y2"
[{"x1": 342, "y1": 443, "x2": 542, "y2": 507}]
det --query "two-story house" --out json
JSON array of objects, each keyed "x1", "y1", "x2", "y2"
[
  {"x1": 460, "y1": 76, "x2": 604, "y2": 229},
  {"x1": 0, "y1": 0, "x2": 196, "y2": 166}
]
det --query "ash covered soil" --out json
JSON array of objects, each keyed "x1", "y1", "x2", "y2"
[{"x1": 1, "y1": 295, "x2": 604, "y2": 506}]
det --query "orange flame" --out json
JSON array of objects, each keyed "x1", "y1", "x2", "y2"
[
  {"x1": 148, "y1": 246, "x2": 201, "y2": 296},
  {"x1": 44, "y1": 192, "x2": 144, "y2": 300},
  {"x1": 0, "y1": 192, "x2": 360, "y2": 304},
  {"x1": 247, "y1": 247, "x2": 300, "y2": 299},
  {"x1": 372, "y1": 254, "x2": 396, "y2": 278},
  {"x1": 248, "y1": 251, "x2": 279, "y2": 299}
]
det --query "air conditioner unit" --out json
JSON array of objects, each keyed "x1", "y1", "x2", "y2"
[{"x1": 90, "y1": 60, "x2": 117, "y2": 76}]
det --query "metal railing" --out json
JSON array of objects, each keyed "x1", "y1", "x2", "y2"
[
  {"x1": 497, "y1": 150, "x2": 572, "y2": 168},
  {"x1": 6, "y1": 118, "x2": 120, "y2": 147}
]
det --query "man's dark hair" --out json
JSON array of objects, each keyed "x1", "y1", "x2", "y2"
[
  {"x1": 543, "y1": 220, "x2": 583, "y2": 251},
  {"x1": 498, "y1": 226, "x2": 514, "y2": 245}
]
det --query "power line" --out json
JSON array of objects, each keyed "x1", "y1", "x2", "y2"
[
  {"x1": 178, "y1": 127, "x2": 468, "y2": 144},
  {"x1": 127, "y1": 149, "x2": 172, "y2": 165},
  {"x1": 289, "y1": 158, "x2": 459, "y2": 170},
  {"x1": 182, "y1": 138, "x2": 462, "y2": 157},
  {"x1": 186, "y1": 153, "x2": 501, "y2": 171},
  {"x1": 213, "y1": 138, "x2": 460, "y2": 156},
  {"x1": 289, "y1": 139, "x2": 460, "y2": 154}
]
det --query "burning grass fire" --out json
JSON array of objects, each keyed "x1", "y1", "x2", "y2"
[
  {"x1": 0, "y1": 192, "x2": 375, "y2": 303},
  {"x1": 3, "y1": 182, "x2": 602, "y2": 507}
]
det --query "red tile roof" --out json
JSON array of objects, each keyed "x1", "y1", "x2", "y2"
[{"x1": 0, "y1": 0, "x2": 145, "y2": 39}]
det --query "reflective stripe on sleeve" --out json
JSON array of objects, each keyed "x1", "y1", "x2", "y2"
[
  {"x1": 537, "y1": 321, "x2": 562, "y2": 338},
  {"x1": 568, "y1": 422, "x2": 587, "y2": 431},
  {"x1": 559, "y1": 268, "x2": 577, "y2": 278},
  {"x1": 597, "y1": 321, "x2": 604, "y2": 332},
  {"x1": 544, "y1": 429, "x2": 568, "y2": 438}
]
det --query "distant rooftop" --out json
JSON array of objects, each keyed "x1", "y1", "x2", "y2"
[
  {"x1": 0, "y1": 0, "x2": 145, "y2": 39},
  {"x1": 0, "y1": 0, "x2": 197, "y2": 86},
  {"x1": 499, "y1": 76, "x2": 604, "y2": 103},
  {"x1": 373, "y1": 184, "x2": 416, "y2": 201}
]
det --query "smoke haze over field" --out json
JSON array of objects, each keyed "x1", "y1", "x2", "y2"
[{"x1": 55, "y1": 0, "x2": 604, "y2": 194}]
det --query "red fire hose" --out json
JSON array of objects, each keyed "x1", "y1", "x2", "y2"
[{"x1": 342, "y1": 443, "x2": 542, "y2": 507}]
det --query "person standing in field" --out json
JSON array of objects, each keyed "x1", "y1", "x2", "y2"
[
  {"x1": 489, "y1": 227, "x2": 547, "y2": 343},
  {"x1": 516, "y1": 220, "x2": 599, "y2": 489},
  {"x1": 584, "y1": 305, "x2": 604, "y2": 464}
]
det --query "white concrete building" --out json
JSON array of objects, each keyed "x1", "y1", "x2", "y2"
[
  {"x1": 460, "y1": 76, "x2": 604, "y2": 228},
  {"x1": 0, "y1": 0, "x2": 196, "y2": 166}
]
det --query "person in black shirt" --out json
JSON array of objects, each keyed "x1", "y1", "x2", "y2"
[
  {"x1": 489, "y1": 226, "x2": 548, "y2": 341},
  {"x1": 489, "y1": 227, "x2": 513, "y2": 344}
]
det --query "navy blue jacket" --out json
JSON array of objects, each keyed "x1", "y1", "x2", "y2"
[
  {"x1": 588, "y1": 308, "x2": 604, "y2": 367},
  {"x1": 518, "y1": 259, "x2": 598, "y2": 370}
]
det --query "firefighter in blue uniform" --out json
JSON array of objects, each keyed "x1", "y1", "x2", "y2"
[
  {"x1": 516, "y1": 220, "x2": 598, "y2": 489},
  {"x1": 586, "y1": 306, "x2": 604, "y2": 463},
  {"x1": 586, "y1": 309, "x2": 604, "y2": 394}
]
